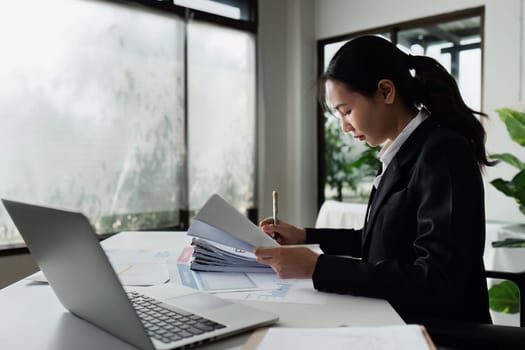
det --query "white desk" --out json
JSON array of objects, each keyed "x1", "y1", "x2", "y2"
[{"x1": 0, "y1": 231, "x2": 404, "y2": 350}]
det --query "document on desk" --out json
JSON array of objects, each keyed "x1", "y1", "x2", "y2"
[
  {"x1": 168, "y1": 246, "x2": 279, "y2": 293},
  {"x1": 215, "y1": 278, "x2": 328, "y2": 305},
  {"x1": 26, "y1": 248, "x2": 174, "y2": 286},
  {"x1": 169, "y1": 245, "x2": 326, "y2": 305},
  {"x1": 246, "y1": 325, "x2": 435, "y2": 350},
  {"x1": 105, "y1": 249, "x2": 175, "y2": 286}
]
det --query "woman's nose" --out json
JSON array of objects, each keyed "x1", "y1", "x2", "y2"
[{"x1": 341, "y1": 118, "x2": 354, "y2": 133}]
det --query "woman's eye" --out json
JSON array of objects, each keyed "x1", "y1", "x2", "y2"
[{"x1": 344, "y1": 109, "x2": 352, "y2": 116}]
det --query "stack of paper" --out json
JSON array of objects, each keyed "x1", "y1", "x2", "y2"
[
  {"x1": 191, "y1": 238, "x2": 273, "y2": 273},
  {"x1": 187, "y1": 194, "x2": 278, "y2": 273}
]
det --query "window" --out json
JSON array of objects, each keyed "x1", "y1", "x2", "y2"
[
  {"x1": 317, "y1": 8, "x2": 483, "y2": 208},
  {"x1": 0, "y1": 0, "x2": 257, "y2": 248},
  {"x1": 396, "y1": 16, "x2": 482, "y2": 110},
  {"x1": 187, "y1": 21, "x2": 256, "y2": 212}
]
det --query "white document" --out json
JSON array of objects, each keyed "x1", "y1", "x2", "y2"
[
  {"x1": 168, "y1": 263, "x2": 278, "y2": 293},
  {"x1": 168, "y1": 255, "x2": 279, "y2": 293},
  {"x1": 111, "y1": 263, "x2": 169, "y2": 286},
  {"x1": 105, "y1": 249, "x2": 179, "y2": 264},
  {"x1": 255, "y1": 325, "x2": 433, "y2": 350},
  {"x1": 104, "y1": 249, "x2": 175, "y2": 285},
  {"x1": 27, "y1": 262, "x2": 169, "y2": 286},
  {"x1": 187, "y1": 194, "x2": 278, "y2": 251},
  {"x1": 216, "y1": 278, "x2": 327, "y2": 305},
  {"x1": 26, "y1": 249, "x2": 173, "y2": 286}
]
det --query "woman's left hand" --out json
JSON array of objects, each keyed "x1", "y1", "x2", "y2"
[{"x1": 253, "y1": 246, "x2": 320, "y2": 279}]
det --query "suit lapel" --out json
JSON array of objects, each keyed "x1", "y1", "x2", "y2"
[
  {"x1": 361, "y1": 117, "x2": 438, "y2": 249},
  {"x1": 362, "y1": 159, "x2": 402, "y2": 244},
  {"x1": 363, "y1": 166, "x2": 382, "y2": 231}
]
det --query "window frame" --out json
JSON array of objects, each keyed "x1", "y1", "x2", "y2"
[
  {"x1": 316, "y1": 6, "x2": 485, "y2": 209},
  {"x1": 123, "y1": 0, "x2": 257, "y2": 32}
]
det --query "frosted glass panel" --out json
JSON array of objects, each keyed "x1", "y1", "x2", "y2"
[
  {"x1": 0, "y1": 0, "x2": 185, "y2": 245},
  {"x1": 187, "y1": 21, "x2": 256, "y2": 212}
]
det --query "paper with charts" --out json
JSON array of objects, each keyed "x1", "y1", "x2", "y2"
[
  {"x1": 168, "y1": 245, "x2": 327, "y2": 305},
  {"x1": 27, "y1": 248, "x2": 175, "y2": 286}
]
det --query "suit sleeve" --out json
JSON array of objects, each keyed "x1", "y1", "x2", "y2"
[
  {"x1": 311, "y1": 132, "x2": 486, "y2": 306},
  {"x1": 305, "y1": 227, "x2": 363, "y2": 257}
]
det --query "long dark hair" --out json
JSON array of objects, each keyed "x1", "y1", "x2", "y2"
[{"x1": 319, "y1": 35, "x2": 493, "y2": 168}]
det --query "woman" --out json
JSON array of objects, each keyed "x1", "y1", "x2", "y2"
[{"x1": 254, "y1": 35, "x2": 493, "y2": 325}]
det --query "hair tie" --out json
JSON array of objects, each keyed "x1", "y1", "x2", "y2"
[{"x1": 406, "y1": 54, "x2": 415, "y2": 69}]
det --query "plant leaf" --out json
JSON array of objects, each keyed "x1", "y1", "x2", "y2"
[
  {"x1": 490, "y1": 178, "x2": 516, "y2": 198},
  {"x1": 490, "y1": 153, "x2": 525, "y2": 170},
  {"x1": 496, "y1": 108, "x2": 525, "y2": 147},
  {"x1": 510, "y1": 169, "x2": 525, "y2": 205},
  {"x1": 488, "y1": 280, "x2": 520, "y2": 313},
  {"x1": 490, "y1": 169, "x2": 525, "y2": 206}
]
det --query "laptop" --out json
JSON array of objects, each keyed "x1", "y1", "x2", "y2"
[{"x1": 2, "y1": 199, "x2": 278, "y2": 350}]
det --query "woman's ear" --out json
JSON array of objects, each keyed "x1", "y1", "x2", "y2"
[{"x1": 377, "y1": 79, "x2": 395, "y2": 104}]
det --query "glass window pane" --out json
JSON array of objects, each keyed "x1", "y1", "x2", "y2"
[
  {"x1": 397, "y1": 16, "x2": 482, "y2": 110},
  {"x1": 459, "y1": 45, "x2": 481, "y2": 111},
  {"x1": 0, "y1": 0, "x2": 185, "y2": 245},
  {"x1": 322, "y1": 33, "x2": 388, "y2": 203},
  {"x1": 319, "y1": 16, "x2": 482, "y2": 206},
  {"x1": 187, "y1": 21, "x2": 256, "y2": 213},
  {"x1": 323, "y1": 33, "x2": 391, "y2": 70},
  {"x1": 324, "y1": 41, "x2": 349, "y2": 70}
]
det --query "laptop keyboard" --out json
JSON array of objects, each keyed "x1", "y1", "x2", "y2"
[{"x1": 127, "y1": 291, "x2": 226, "y2": 344}]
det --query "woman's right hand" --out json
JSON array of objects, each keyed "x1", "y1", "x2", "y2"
[{"x1": 258, "y1": 217, "x2": 306, "y2": 245}]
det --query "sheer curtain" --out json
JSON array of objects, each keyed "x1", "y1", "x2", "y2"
[{"x1": 0, "y1": 0, "x2": 186, "y2": 244}]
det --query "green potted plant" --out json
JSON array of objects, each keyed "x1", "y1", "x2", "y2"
[
  {"x1": 487, "y1": 107, "x2": 525, "y2": 319},
  {"x1": 490, "y1": 108, "x2": 525, "y2": 214},
  {"x1": 324, "y1": 119, "x2": 380, "y2": 202}
]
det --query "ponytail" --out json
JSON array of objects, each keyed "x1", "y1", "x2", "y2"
[
  {"x1": 320, "y1": 35, "x2": 494, "y2": 169},
  {"x1": 407, "y1": 55, "x2": 494, "y2": 168}
]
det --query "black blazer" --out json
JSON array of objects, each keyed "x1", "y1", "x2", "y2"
[{"x1": 307, "y1": 117, "x2": 491, "y2": 324}]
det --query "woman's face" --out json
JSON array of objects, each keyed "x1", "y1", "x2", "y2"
[{"x1": 325, "y1": 79, "x2": 393, "y2": 147}]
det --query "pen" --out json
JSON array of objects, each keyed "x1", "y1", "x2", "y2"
[{"x1": 272, "y1": 190, "x2": 278, "y2": 225}]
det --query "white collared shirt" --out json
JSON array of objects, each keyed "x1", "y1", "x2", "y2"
[{"x1": 372, "y1": 109, "x2": 429, "y2": 189}]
